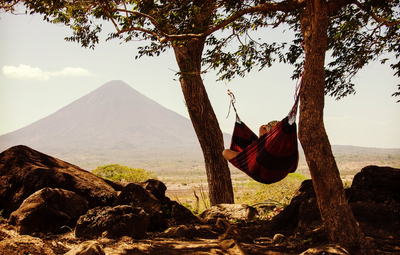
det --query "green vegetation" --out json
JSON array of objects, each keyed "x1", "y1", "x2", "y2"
[
  {"x1": 237, "y1": 173, "x2": 308, "y2": 207},
  {"x1": 164, "y1": 171, "x2": 308, "y2": 216},
  {"x1": 92, "y1": 164, "x2": 157, "y2": 183}
]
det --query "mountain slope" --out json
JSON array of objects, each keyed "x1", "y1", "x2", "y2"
[{"x1": 0, "y1": 80, "x2": 201, "y2": 156}]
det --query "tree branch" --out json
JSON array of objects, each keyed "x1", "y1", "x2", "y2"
[
  {"x1": 204, "y1": 0, "x2": 306, "y2": 38},
  {"x1": 113, "y1": 8, "x2": 169, "y2": 37},
  {"x1": 327, "y1": 0, "x2": 356, "y2": 14},
  {"x1": 354, "y1": 0, "x2": 400, "y2": 26},
  {"x1": 108, "y1": 0, "x2": 308, "y2": 42},
  {"x1": 100, "y1": 2, "x2": 122, "y2": 34}
]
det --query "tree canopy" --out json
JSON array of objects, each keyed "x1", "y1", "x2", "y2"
[
  {"x1": 3, "y1": 0, "x2": 398, "y2": 100},
  {"x1": 202, "y1": 0, "x2": 400, "y2": 100},
  {"x1": 92, "y1": 164, "x2": 157, "y2": 183}
]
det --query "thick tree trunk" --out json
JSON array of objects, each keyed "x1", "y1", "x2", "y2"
[
  {"x1": 299, "y1": 0, "x2": 372, "y2": 254},
  {"x1": 172, "y1": 38, "x2": 234, "y2": 205}
]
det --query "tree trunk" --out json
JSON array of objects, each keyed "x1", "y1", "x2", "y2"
[
  {"x1": 172, "y1": 38, "x2": 234, "y2": 205},
  {"x1": 299, "y1": 0, "x2": 372, "y2": 253}
]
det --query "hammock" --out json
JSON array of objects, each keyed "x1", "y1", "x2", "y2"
[{"x1": 226, "y1": 83, "x2": 301, "y2": 184}]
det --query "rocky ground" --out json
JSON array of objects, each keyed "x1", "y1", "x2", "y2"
[
  {"x1": 0, "y1": 214, "x2": 399, "y2": 255},
  {"x1": 0, "y1": 145, "x2": 399, "y2": 255}
]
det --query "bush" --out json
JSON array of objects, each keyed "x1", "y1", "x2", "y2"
[{"x1": 92, "y1": 164, "x2": 157, "y2": 183}]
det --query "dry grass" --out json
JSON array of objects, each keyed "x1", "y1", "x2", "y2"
[{"x1": 160, "y1": 148, "x2": 400, "y2": 215}]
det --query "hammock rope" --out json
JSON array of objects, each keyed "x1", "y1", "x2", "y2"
[
  {"x1": 226, "y1": 89, "x2": 241, "y2": 123},
  {"x1": 226, "y1": 67, "x2": 304, "y2": 184}
]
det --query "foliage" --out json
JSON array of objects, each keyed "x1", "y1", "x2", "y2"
[
  {"x1": 92, "y1": 164, "x2": 157, "y2": 183},
  {"x1": 202, "y1": 1, "x2": 400, "y2": 101},
  {"x1": 4, "y1": 0, "x2": 396, "y2": 100},
  {"x1": 326, "y1": 1, "x2": 400, "y2": 100}
]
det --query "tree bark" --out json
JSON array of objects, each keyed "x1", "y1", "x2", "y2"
[
  {"x1": 172, "y1": 38, "x2": 234, "y2": 205},
  {"x1": 299, "y1": 0, "x2": 372, "y2": 253}
]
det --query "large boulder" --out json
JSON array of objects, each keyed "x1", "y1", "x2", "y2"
[
  {"x1": 75, "y1": 205, "x2": 150, "y2": 239},
  {"x1": 350, "y1": 201, "x2": 400, "y2": 237},
  {"x1": 267, "y1": 179, "x2": 317, "y2": 233},
  {"x1": 113, "y1": 182, "x2": 167, "y2": 231},
  {"x1": 347, "y1": 165, "x2": 400, "y2": 237},
  {"x1": 113, "y1": 182, "x2": 199, "y2": 231},
  {"x1": 267, "y1": 166, "x2": 400, "y2": 239},
  {"x1": 347, "y1": 165, "x2": 400, "y2": 204},
  {"x1": 0, "y1": 145, "x2": 117, "y2": 216},
  {"x1": 113, "y1": 182, "x2": 163, "y2": 213},
  {"x1": 9, "y1": 187, "x2": 89, "y2": 235}
]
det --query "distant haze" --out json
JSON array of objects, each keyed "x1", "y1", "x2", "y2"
[{"x1": 0, "y1": 80, "x2": 208, "y2": 169}]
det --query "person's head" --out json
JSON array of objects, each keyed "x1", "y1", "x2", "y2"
[{"x1": 259, "y1": 120, "x2": 279, "y2": 136}]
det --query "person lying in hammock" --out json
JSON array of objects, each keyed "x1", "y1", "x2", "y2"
[{"x1": 222, "y1": 120, "x2": 279, "y2": 161}]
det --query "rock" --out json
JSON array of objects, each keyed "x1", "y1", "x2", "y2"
[
  {"x1": 0, "y1": 145, "x2": 117, "y2": 217},
  {"x1": 350, "y1": 201, "x2": 400, "y2": 237},
  {"x1": 167, "y1": 201, "x2": 200, "y2": 226},
  {"x1": 348, "y1": 165, "x2": 400, "y2": 204},
  {"x1": 219, "y1": 239, "x2": 236, "y2": 250},
  {"x1": 293, "y1": 197, "x2": 324, "y2": 240},
  {"x1": 348, "y1": 166, "x2": 400, "y2": 237},
  {"x1": 113, "y1": 183, "x2": 163, "y2": 212},
  {"x1": 218, "y1": 225, "x2": 253, "y2": 243},
  {"x1": 75, "y1": 205, "x2": 150, "y2": 239},
  {"x1": 219, "y1": 239, "x2": 248, "y2": 255},
  {"x1": 9, "y1": 187, "x2": 89, "y2": 235},
  {"x1": 0, "y1": 235, "x2": 55, "y2": 255},
  {"x1": 140, "y1": 179, "x2": 169, "y2": 204},
  {"x1": 199, "y1": 204, "x2": 257, "y2": 224},
  {"x1": 103, "y1": 179, "x2": 126, "y2": 192},
  {"x1": 267, "y1": 179, "x2": 316, "y2": 232},
  {"x1": 160, "y1": 224, "x2": 220, "y2": 239},
  {"x1": 113, "y1": 181, "x2": 199, "y2": 231},
  {"x1": 64, "y1": 240, "x2": 105, "y2": 255},
  {"x1": 162, "y1": 225, "x2": 192, "y2": 238},
  {"x1": 299, "y1": 244, "x2": 349, "y2": 255},
  {"x1": 267, "y1": 167, "x2": 400, "y2": 241},
  {"x1": 113, "y1": 182, "x2": 168, "y2": 231},
  {"x1": 216, "y1": 218, "x2": 231, "y2": 232}
]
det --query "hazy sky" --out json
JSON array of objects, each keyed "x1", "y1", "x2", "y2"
[{"x1": 1, "y1": 12, "x2": 399, "y2": 149}]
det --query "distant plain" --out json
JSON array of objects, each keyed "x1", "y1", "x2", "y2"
[{"x1": 55, "y1": 144, "x2": 400, "y2": 204}]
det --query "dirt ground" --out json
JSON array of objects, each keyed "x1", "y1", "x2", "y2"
[
  {"x1": 1, "y1": 216, "x2": 399, "y2": 255},
  {"x1": 0, "y1": 219, "x2": 295, "y2": 255}
]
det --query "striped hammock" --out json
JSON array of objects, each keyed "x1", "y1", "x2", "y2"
[
  {"x1": 226, "y1": 78, "x2": 301, "y2": 184},
  {"x1": 228, "y1": 116, "x2": 299, "y2": 184}
]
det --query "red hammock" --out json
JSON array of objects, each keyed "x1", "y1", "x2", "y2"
[
  {"x1": 228, "y1": 116, "x2": 299, "y2": 184},
  {"x1": 226, "y1": 78, "x2": 301, "y2": 184}
]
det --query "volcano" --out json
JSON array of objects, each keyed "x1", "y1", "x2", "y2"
[{"x1": 0, "y1": 80, "x2": 203, "y2": 169}]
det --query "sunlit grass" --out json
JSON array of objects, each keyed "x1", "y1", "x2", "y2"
[
  {"x1": 162, "y1": 169, "x2": 308, "y2": 216},
  {"x1": 235, "y1": 173, "x2": 307, "y2": 207}
]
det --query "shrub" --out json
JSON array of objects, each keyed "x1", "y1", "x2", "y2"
[{"x1": 92, "y1": 164, "x2": 157, "y2": 183}]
